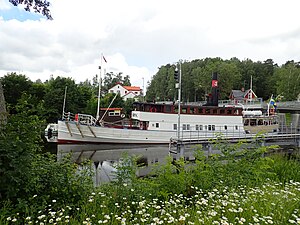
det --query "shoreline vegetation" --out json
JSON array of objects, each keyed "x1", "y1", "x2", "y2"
[{"x1": 1, "y1": 111, "x2": 300, "y2": 224}]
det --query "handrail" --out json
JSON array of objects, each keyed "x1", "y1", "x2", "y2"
[{"x1": 62, "y1": 112, "x2": 97, "y2": 126}]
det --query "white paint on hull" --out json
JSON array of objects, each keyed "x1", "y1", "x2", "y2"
[{"x1": 57, "y1": 113, "x2": 246, "y2": 144}]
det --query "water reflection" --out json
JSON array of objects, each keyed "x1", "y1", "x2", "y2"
[{"x1": 57, "y1": 144, "x2": 198, "y2": 186}]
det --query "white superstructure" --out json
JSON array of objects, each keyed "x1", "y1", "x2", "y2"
[{"x1": 57, "y1": 108, "x2": 246, "y2": 144}]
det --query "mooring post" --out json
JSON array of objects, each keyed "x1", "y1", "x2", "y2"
[
  {"x1": 179, "y1": 143, "x2": 185, "y2": 158},
  {"x1": 208, "y1": 144, "x2": 212, "y2": 156}
]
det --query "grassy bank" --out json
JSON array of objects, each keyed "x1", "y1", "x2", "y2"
[{"x1": 1, "y1": 142, "x2": 300, "y2": 224}]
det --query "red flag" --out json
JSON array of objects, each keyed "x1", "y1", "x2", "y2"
[{"x1": 103, "y1": 55, "x2": 107, "y2": 63}]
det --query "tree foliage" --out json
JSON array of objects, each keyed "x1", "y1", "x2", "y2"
[
  {"x1": 0, "y1": 98, "x2": 93, "y2": 211},
  {"x1": 9, "y1": 0, "x2": 52, "y2": 20},
  {"x1": 102, "y1": 72, "x2": 132, "y2": 94},
  {"x1": 146, "y1": 57, "x2": 300, "y2": 102},
  {"x1": 1, "y1": 57, "x2": 300, "y2": 125}
]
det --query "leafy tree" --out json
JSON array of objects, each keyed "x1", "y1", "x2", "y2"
[
  {"x1": 0, "y1": 73, "x2": 33, "y2": 113},
  {"x1": 273, "y1": 62, "x2": 300, "y2": 100},
  {"x1": 123, "y1": 98, "x2": 135, "y2": 116},
  {"x1": 100, "y1": 93, "x2": 125, "y2": 109},
  {"x1": 0, "y1": 99, "x2": 93, "y2": 212},
  {"x1": 146, "y1": 57, "x2": 284, "y2": 102},
  {"x1": 102, "y1": 72, "x2": 132, "y2": 94},
  {"x1": 9, "y1": 0, "x2": 53, "y2": 20},
  {"x1": 146, "y1": 64, "x2": 173, "y2": 102},
  {"x1": 43, "y1": 76, "x2": 93, "y2": 122},
  {"x1": 0, "y1": 100, "x2": 43, "y2": 202},
  {"x1": 123, "y1": 74, "x2": 131, "y2": 86}
]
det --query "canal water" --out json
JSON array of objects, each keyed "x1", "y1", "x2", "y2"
[
  {"x1": 44, "y1": 136, "x2": 299, "y2": 186},
  {"x1": 45, "y1": 141, "x2": 200, "y2": 186}
]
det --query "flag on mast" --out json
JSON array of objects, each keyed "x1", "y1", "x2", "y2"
[{"x1": 102, "y1": 55, "x2": 107, "y2": 63}]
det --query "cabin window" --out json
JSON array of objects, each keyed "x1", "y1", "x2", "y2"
[
  {"x1": 220, "y1": 109, "x2": 225, "y2": 114},
  {"x1": 195, "y1": 125, "x2": 199, "y2": 130},
  {"x1": 200, "y1": 125, "x2": 203, "y2": 130},
  {"x1": 212, "y1": 125, "x2": 215, "y2": 131},
  {"x1": 227, "y1": 109, "x2": 232, "y2": 115},
  {"x1": 235, "y1": 125, "x2": 238, "y2": 130},
  {"x1": 165, "y1": 105, "x2": 172, "y2": 113},
  {"x1": 187, "y1": 124, "x2": 190, "y2": 130},
  {"x1": 199, "y1": 108, "x2": 204, "y2": 114},
  {"x1": 205, "y1": 109, "x2": 211, "y2": 114},
  {"x1": 156, "y1": 123, "x2": 159, "y2": 128},
  {"x1": 224, "y1": 125, "x2": 227, "y2": 130},
  {"x1": 190, "y1": 108, "x2": 195, "y2": 114},
  {"x1": 110, "y1": 90, "x2": 114, "y2": 93},
  {"x1": 108, "y1": 111, "x2": 121, "y2": 116},
  {"x1": 173, "y1": 124, "x2": 177, "y2": 130},
  {"x1": 208, "y1": 125, "x2": 212, "y2": 131},
  {"x1": 213, "y1": 109, "x2": 218, "y2": 114},
  {"x1": 182, "y1": 108, "x2": 187, "y2": 113},
  {"x1": 183, "y1": 124, "x2": 186, "y2": 130}
]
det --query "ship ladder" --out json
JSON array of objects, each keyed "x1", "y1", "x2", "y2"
[
  {"x1": 75, "y1": 123, "x2": 84, "y2": 138},
  {"x1": 65, "y1": 121, "x2": 73, "y2": 137},
  {"x1": 88, "y1": 125, "x2": 97, "y2": 138}
]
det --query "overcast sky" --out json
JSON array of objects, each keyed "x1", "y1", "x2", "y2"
[{"x1": 1, "y1": 0, "x2": 300, "y2": 90}]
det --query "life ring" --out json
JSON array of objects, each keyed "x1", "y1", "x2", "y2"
[
  {"x1": 150, "y1": 107, "x2": 157, "y2": 112},
  {"x1": 121, "y1": 114, "x2": 125, "y2": 118}
]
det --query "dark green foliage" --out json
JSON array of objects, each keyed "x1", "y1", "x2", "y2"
[
  {"x1": 0, "y1": 99, "x2": 93, "y2": 215},
  {"x1": 146, "y1": 57, "x2": 300, "y2": 102},
  {"x1": 43, "y1": 76, "x2": 93, "y2": 122},
  {"x1": 102, "y1": 72, "x2": 132, "y2": 94},
  {"x1": 100, "y1": 93, "x2": 125, "y2": 109},
  {"x1": 0, "y1": 73, "x2": 33, "y2": 111}
]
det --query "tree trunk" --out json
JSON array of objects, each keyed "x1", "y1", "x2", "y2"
[{"x1": 0, "y1": 81, "x2": 7, "y2": 126}]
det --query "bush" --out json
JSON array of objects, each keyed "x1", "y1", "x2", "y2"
[{"x1": 0, "y1": 106, "x2": 94, "y2": 216}]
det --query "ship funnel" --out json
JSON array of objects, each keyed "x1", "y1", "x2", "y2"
[{"x1": 204, "y1": 72, "x2": 219, "y2": 106}]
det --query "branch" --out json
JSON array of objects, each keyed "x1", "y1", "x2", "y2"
[{"x1": 9, "y1": 0, "x2": 53, "y2": 20}]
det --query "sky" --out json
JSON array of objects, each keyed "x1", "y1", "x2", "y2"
[{"x1": 1, "y1": 0, "x2": 300, "y2": 91}]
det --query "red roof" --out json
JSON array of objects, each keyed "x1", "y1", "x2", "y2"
[
  {"x1": 100, "y1": 108, "x2": 122, "y2": 111},
  {"x1": 123, "y1": 86, "x2": 141, "y2": 91}
]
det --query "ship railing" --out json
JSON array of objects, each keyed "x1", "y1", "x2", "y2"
[
  {"x1": 76, "y1": 113, "x2": 97, "y2": 126},
  {"x1": 175, "y1": 125, "x2": 300, "y2": 144},
  {"x1": 62, "y1": 112, "x2": 97, "y2": 126},
  {"x1": 62, "y1": 112, "x2": 76, "y2": 121},
  {"x1": 218, "y1": 98, "x2": 264, "y2": 107}
]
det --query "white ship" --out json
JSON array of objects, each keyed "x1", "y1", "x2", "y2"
[{"x1": 55, "y1": 73, "x2": 278, "y2": 144}]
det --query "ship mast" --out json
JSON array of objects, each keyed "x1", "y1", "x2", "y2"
[{"x1": 96, "y1": 54, "x2": 103, "y2": 120}]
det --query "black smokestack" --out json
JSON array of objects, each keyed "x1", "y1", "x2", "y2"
[{"x1": 211, "y1": 72, "x2": 219, "y2": 106}]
